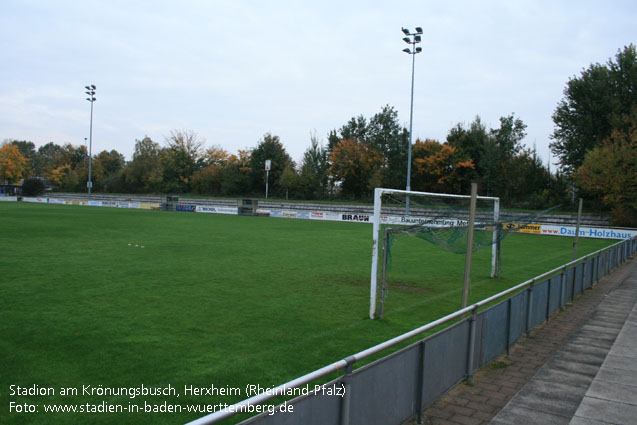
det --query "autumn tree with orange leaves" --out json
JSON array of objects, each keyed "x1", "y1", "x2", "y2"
[
  {"x1": 328, "y1": 139, "x2": 383, "y2": 199},
  {"x1": 411, "y1": 139, "x2": 475, "y2": 194},
  {"x1": 0, "y1": 143, "x2": 29, "y2": 184}
]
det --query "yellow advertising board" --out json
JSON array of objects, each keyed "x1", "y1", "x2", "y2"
[{"x1": 502, "y1": 222, "x2": 541, "y2": 234}]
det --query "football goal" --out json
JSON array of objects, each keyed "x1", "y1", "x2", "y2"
[{"x1": 369, "y1": 188, "x2": 501, "y2": 319}]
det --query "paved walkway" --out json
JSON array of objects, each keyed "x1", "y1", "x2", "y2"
[{"x1": 408, "y1": 256, "x2": 636, "y2": 425}]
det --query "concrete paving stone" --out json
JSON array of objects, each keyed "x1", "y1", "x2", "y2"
[
  {"x1": 576, "y1": 329, "x2": 619, "y2": 343},
  {"x1": 594, "y1": 366, "x2": 637, "y2": 387},
  {"x1": 596, "y1": 302, "x2": 631, "y2": 311},
  {"x1": 588, "y1": 313, "x2": 627, "y2": 324},
  {"x1": 568, "y1": 335, "x2": 614, "y2": 350},
  {"x1": 595, "y1": 302, "x2": 631, "y2": 311},
  {"x1": 615, "y1": 333, "x2": 637, "y2": 347},
  {"x1": 591, "y1": 313, "x2": 626, "y2": 327},
  {"x1": 552, "y1": 349, "x2": 606, "y2": 367},
  {"x1": 572, "y1": 396, "x2": 637, "y2": 424},
  {"x1": 585, "y1": 379, "x2": 637, "y2": 406},
  {"x1": 508, "y1": 379, "x2": 587, "y2": 417},
  {"x1": 533, "y1": 368, "x2": 593, "y2": 389},
  {"x1": 490, "y1": 404, "x2": 570, "y2": 425},
  {"x1": 569, "y1": 416, "x2": 615, "y2": 425},
  {"x1": 581, "y1": 323, "x2": 622, "y2": 334},
  {"x1": 602, "y1": 354, "x2": 637, "y2": 372},
  {"x1": 544, "y1": 358, "x2": 602, "y2": 378},
  {"x1": 608, "y1": 344, "x2": 637, "y2": 358},
  {"x1": 559, "y1": 342, "x2": 610, "y2": 358},
  {"x1": 588, "y1": 314, "x2": 628, "y2": 325},
  {"x1": 611, "y1": 326, "x2": 637, "y2": 342},
  {"x1": 595, "y1": 307, "x2": 630, "y2": 316}
]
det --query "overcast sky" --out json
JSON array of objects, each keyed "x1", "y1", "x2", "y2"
[{"x1": 1, "y1": 0, "x2": 635, "y2": 167}]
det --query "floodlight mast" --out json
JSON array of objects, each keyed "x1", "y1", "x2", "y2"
[
  {"x1": 401, "y1": 27, "x2": 423, "y2": 215},
  {"x1": 85, "y1": 85, "x2": 96, "y2": 200}
]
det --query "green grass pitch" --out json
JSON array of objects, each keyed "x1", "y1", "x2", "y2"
[{"x1": 0, "y1": 202, "x2": 612, "y2": 424}]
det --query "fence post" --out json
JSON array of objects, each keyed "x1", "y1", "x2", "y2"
[
  {"x1": 526, "y1": 280, "x2": 535, "y2": 337},
  {"x1": 339, "y1": 358, "x2": 355, "y2": 425},
  {"x1": 559, "y1": 268, "x2": 566, "y2": 311},
  {"x1": 415, "y1": 341, "x2": 425, "y2": 424},
  {"x1": 466, "y1": 306, "x2": 478, "y2": 385},
  {"x1": 506, "y1": 298, "x2": 512, "y2": 357},
  {"x1": 546, "y1": 278, "x2": 552, "y2": 321}
]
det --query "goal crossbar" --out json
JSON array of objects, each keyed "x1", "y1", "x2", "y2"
[{"x1": 369, "y1": 188, "x2": 500, "y2": 319}]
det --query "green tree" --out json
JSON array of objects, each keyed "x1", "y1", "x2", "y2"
[
  {"x1": 298, "y1": 132, "x2": 330, "y2": 198},
  {"x1": 220, "y1": 150, "x2": 251, "y2": 196},
  {"x1": 161, "y1": 130, "x2": 203, "y2": 193},
  {"x1": 35, "y1": 142, "x2": 65, "y2": 178},
  {"x1": 249, "y1": 133, "x2": 293, "y2": 196},
  {"x1": 331, "y1": 105, "x2": 409, "y2": 190},
  {"x1": 367, "y1": 105, "x2": 409, "y2": 189},
  {"x1": 504, "y1": 148, "x2": 552, "y2": 208},
  {"x1": 124, "y1": 137, "x2": 163, "y2": 193},
  {"x1": 339, "y1": 115, "x2": 368, "y2": 142},
  {"x1": 551, "y1": 44, "x2": 637, "y2": 172},
  {"x1": 446, "y1": 116, "x2": 490, "y2": 176},
  {"x1": 575, "y1": 111, "x2": 637, "y2": 226},
  {"x1": 278, "y1": 164, "x2": 300, "y2": 200},
  {"x1": 481, "y1": 114, "x2": 527, "y2": 196},
  {"x1": 95, "y1": 150, "x2": 125, "y2": 176},
  {"x1": 92, "y1": 150, "x2": 125, "y2": 192}
]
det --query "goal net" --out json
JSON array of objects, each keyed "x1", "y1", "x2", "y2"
[{"x1": 369, "y1": 188, "x2": 500, "y2": 319}]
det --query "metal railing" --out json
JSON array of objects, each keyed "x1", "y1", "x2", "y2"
[{"x1": 187, "y1": 237, "x2": 636, "y2": 425}]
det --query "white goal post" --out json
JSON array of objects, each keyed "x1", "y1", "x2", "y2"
[{"x1": 369, "y1": 188, "x2": 500, "y2": 319}]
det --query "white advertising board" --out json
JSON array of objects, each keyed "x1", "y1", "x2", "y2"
[
  {"x1": 195, "y1": 205, "x2": 238, "y2": 215},
  {"x1": 540, "y1": 225, "x2": 636, "y2": 240}
]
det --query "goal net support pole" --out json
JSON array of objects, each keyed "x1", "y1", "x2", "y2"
[{"x1": 369, "y1": 188, "x2": 500, "y2": 319}]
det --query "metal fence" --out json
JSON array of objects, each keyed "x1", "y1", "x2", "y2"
[{"x1": 188, "y1": 237, "x2": 637, "y2": 425}]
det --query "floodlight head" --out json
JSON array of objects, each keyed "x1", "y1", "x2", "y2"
[
  {"x1": 416, "y1": 47, "x2": 422, "y2": 53},
  {"x1": 415, "y1": 27, "x2": 423, "y2": 34},
  {"x1": 85, "y1": 86, "x2": 91, "y2": 90},
  {"x1": 414, "y1": 35, "x2": 421, "y2": 42},
  {"x1": 402, "y1": 27, "x2": 410, "y2": 35},
  {"x1": 402, "y1": 37, "x2": 411, "y2": 44},
  {"x1": 91, "y1": 85, "x2": 96, "y2": 90},
  {"x1": 403, "y1": 48, "x2": 411, "y2": 54}
]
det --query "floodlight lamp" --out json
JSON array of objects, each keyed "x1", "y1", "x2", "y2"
[
  {"x1": 414, "y1": 35, "x2": 421, "y2": 42},
  {"x1": 416, "y1": 47, "x2": 422, "y2": 53},
  {"x1": 91, "y1": 85, "x2": 96, "y2": 90},
  {"x1": 403, "y1": 37, "x2": 411, "y2": 44},
  {"x1": 85, "y1": 86, "x2": 91, "y2": 90},
  {"x1": 403, "y1": 48, "x2": 411, "y2": 53},
  {"x1": 402, "y1": 28, "x2": 410, "y2": 35},
  {"x1": 415, "y1": 27, "x2": 423, "y2": 34}
]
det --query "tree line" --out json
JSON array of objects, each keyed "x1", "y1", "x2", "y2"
[
  {"x1": 1, "y1": 45, "x2": 634, "y2": 225},
  {"x1": 0, "y1": 108, "x2": 560, "y2": 208}
]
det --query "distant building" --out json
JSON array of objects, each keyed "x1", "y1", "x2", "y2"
[{"x1": 0, "y1": 185, "x2": 22, "y2": 196}]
